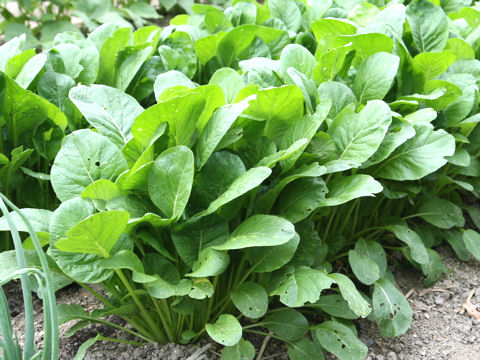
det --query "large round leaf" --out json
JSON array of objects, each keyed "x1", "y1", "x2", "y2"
[
  {"x1": 206, "y1": 314, "x2": 242, "y2": 346},
  {"x1": 372, "y1": 277, "x2": 412, "y2": 337},
  {"x1": 230, "y1": 282, "x2": 268, "y2": 319},
  {"x1": 69, "y1": 85, "x2": 143, "y2": 147},
  {"x1": 51, "y1": 130, "x2": 128, "y2": 202},
  {"x1": 314, "y1": 321, "x2": 367, "y2": 360}
]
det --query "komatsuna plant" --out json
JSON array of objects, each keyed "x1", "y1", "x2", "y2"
[{"x1": 1, "y1": 0, "x2": 480, "y2": 359}]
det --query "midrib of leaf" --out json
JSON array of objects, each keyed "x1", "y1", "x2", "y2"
[
  {"x1": 84, "y1": 226, "x2": 108, "y2": 257},
  {"x1": 72, "y1": 135, "x2": 95, "y2": 183},
  {"x1": 376, "y1": 282, "x2": 395, "y2": 319},
  {"x1": 337, "y1": 122, "x2": 374, "y2": 162},
  {"x1": 83, "y1": 91, "x2": 127, "y2": 144},
  {"x1": 418, "y1": 23, "x2": 426, "y2": 53},
  {"x1": 358, "y1": 76, "x2": 375, "y2": 104},
  {"x1": 372, "y1": 133, "x2": 443, "y2": 175}
]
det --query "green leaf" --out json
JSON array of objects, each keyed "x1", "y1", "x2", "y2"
[
  {"x1": 191, "y1": 152, "x2": 246, "y2": 215},
  {"x1": 385, "y1": 220, "x2": 429, "y2": 264},
  {"x1": 271, "y1": 266, "x2": 334, "y2": 307},
  {"x1": 172, "y1": 216, "x2": 229, "y2": 266},
  {"x1": 243, "y1": 85, "x2": 304, "y2": 140},
  {"x1": 0, "y1": 35, "x2": 26, "y2": 71},
  {"x1": 279, "y1": 99, "x2": 331, "y2": 172},
  {"x1": 115, "y1": 45, "x2": 152, "y2": 91},
  {"x1": 206, "y1": 314, "x2": 242, "y2": 346},
  {"x1": 268, "y1": 0, "x2": 302, "y2": 32},
  {"x1": 133, "y1": 92, "x2": 205, "y2": 147},
  {"x1": 6, "y1": 48, "x2": 36, "y2": 78},
  {"x1": 412, "y1": 51, "x2": 456, "y2": 87},
  {"x1": 354, "y1": 52, "x2": 400, "y2": 103},
  {"x1": 280, "y1": 44, "x2": 317, "y2": 80},
  {"x1": 463, "y1": 229, "x2": 480, "y2": 261},
  {"x1": 199, "y1": 166, "x2": 272, "y2": 218},
  {"x1": 372, "y1": 277, "x2": 412, "y2": 337},
  {"x1": 37, "y1": 71, "x2": 76, "y2": 125},
  {"x1": 0, "y1": 209, "x2": 52, "y2": 233},
  {"x1": 213, "y1": 215, "x2": 295, "y2": 250},
  {"x1": 418, "y1": 198, "x2": 465, "y2": 229},
  {"x1": 230, "y1": 282, "x2": 268, "y2": 318},
  {"x1": 153, "y1": 70, "x2": 195, "y2": 100},
  {"x1": 15, "y1": 53, "x2": 47, "y2": 89},
  {"x1": 420, "y1": 249, "x2": 446, "y2": 287},
  {"x1": 48, "y1": 198, "x2": 111, "y2": 283},
  {"x1": 348, "y1": 239, "x2": 386, "y2": 285},
  {"x1": 81, "y1": 179, "x2": 122, "y2": 202},
  {"x1": 320, "y1": 175, "x2": 382, "y2": 207},
  {"x1": 255, "y1": 163, "x2": 326, "y2": 214},
  {"x1": 51, "y1": 130, "x2": 128, "y2": 202},
  {"x1": 244, "y1": 233, "x2": 299, "y2": 273},
  {"x1": 186, "y1": 247, "x2": 230, "y2": 277},
  {"x1": 310, "y1": 295, "x2": 358, "y2": 320},
  {"x1": 317, "y1": 81, "x2": 357, "y2": 119},
  {"x1": 263, "y1": 309, "x2": 308, "y2": 341},
  {"x1": 406, "y1": 0, "x2": 448, "y2": 53},
  {"x1": 372, "y1": 124, "x2": 455, "y2": 180},
  {"x1": 189, "y1": 278, "x2": 214, "y2": 299},
  {"x1": 325, "y1": 100, "x2": 392, "y2": 173},
  {"x1": 1, "y1": 73, "x2": 68, "y2": 141},
  {"x1": 277, "y1": 178, "x2": 328, "y2": 224},
  {"x1": 287, "y1": 338, "x2": 325, "y2": 360},
  {"x1": 314, "y1": 321, "x2": 367, "y2": 360},
  {"x1": 329, "y1": 273, "x2": 372, "y2": 318},
  {"x1": 69, "y1": 84, "x2": 143, "y2": 147},
  {"x1": 148, "y1": 146, "x2": 194, "y2": 220},
  {"x1": 98, "y1": 27, "x2": 132, "y2": 86},
  {"x1": 221, "y1": 339, "x2": 255, "y2": 360},
  {"x1": 258, "y1": 138, "x2": 308, "y2": 168},
  {"x1": 54, "y1": 211, "x2": 130, "y2": 257},
  {"x1": 73, "y1": 334, "x2": 106, "y2": 360},
  {"x1": 443, "y1": 230, "x2": 470, "y2": 261},
  {"x1": 362, "y1": 118, "x2": 416, "y2": 168},
  {"x1": 100, "y1": 250, "x2": 146, "y2": 273},
  {"x1": 197, "y1": 98, "x2": 251, "y2": 169},
  {"x1": 209, "y1": 67, "x2": 246, "y2": 104}
]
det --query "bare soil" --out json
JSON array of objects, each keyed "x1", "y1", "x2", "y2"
[{"x1": 3, "y1": 246, "x2": 479, "y2": 359}]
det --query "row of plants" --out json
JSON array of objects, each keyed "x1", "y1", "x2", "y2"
[
  {"x1": 2, "y1": 0, "x2": 480, "y2": 359},
  {"x1": 0, "y1": 0, "x2": 193, "y2": 50}
]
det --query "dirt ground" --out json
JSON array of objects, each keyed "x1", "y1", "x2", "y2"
[{"x1": 3, "y1": 246, "x2": 479, "y2": 359}]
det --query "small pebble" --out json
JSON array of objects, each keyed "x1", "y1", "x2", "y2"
[
  {"x1": 435, "y1": 296, "x2": 444, "y2": 305},
  {"x1": 376, "y1": 356, "x2": 384, "y2": 360},
  {"x1": 365, "y1": 338, "x2": 374, "y2": 347},
  {"x1": 387, "y1": 351, "x2": 397, "y2": 360}
]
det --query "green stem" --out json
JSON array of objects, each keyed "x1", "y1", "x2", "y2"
[
  {"x1": 205, "y1": 276, "x2": 218, "y2": 323},
  {"x1": 323, "y1": 207, "x2": 337, "y2": 240},
  {"x1": 151, "y1": 297, "x2": 175, "y2": 342},
  {"x1": 114, "y1": 269, "x2": 167, "y2": 343},
  {"x1": 402, "y1": 212, "x2": 438, "y2": 221}
]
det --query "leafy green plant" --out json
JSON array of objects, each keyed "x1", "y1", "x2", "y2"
[
  {"x1": 0, "y1": 0, "x2": 162, "y2": 47},
  {"x1": 0, "y1": 193, "x2": 58, "y2": 360},
  {"x1": 2, "y1": 0, "x2": 480, "y2": 359}
]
